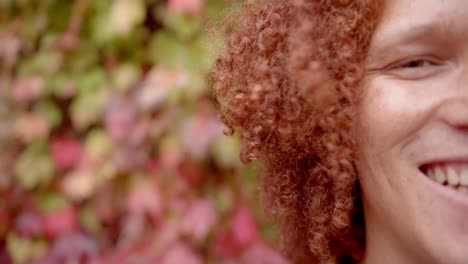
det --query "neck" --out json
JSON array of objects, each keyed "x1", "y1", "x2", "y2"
[{"x1": 360, "y1": 203, "x2": 418, "y2": 264}]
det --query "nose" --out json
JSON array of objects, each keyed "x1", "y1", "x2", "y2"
[
  {"x1": 437, "y1": 65, "x2": 468, "y2": 129},
  {"x1": 438, "y1": 97, "x2": 468, "y2": 130}
]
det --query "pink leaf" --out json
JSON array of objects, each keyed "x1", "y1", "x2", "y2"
[
  {"x1": 112, "y1": 147, "x2": 146, "y2": 172},
  {"x1": 61, "y1": 168, "x2": 96, "y2": 201},
  {"x1": 15, "y1": 210, "x2": 44, "y2": 237},
  {"x1": 180, "y1": 113, "x2": 223, "y2": 159},
  {"x1": 214, "y1": 206, "x2": 260, "y2": 257},
  {"x1": 11, "y1": 76, "x2": 44, "y2": 104},
  {"x1": 181, "y1": 198, "x2": 218, "y2": 242},
  {"x1": 126, "y1": 181, "x2": 163, "y2": 221},
  {"x1": 15, "y1": 113, "x2": 50, "y2": 142},
  {"x1": 136, "y1": 67, "x2": 187, "y2": 111},
  {"x1": 104, "y1": 96, "x2": 137, "y2": 142},
  {"x1": 47, "y1": 233, "x2": 99, "y2": 262},
  {"x1": 159, "y1": 137, "x2": 184, "y2": 172},
  {"x1": 230, "y1": 206, "x2": 259, "y2": 248},
  {"x1": 0, "y1": 33, "x2": 21, "y2": 67},
  {"x1": 240, "y1": 242, "x2": 289, "y2": 264},
  {"x1": 42, "y1": 206, "x2": 78, "y2": 238},
  {"x1": 57, "y1": 31, "x2": 78, "y2": 51},
  {"x1": 168, "y1": 0, "x2": 204, "y2": 16},
  {"x1": 119, "y1": 214, "x2": 146, "y2": 247},
  {"x1": 160, "y1": 242, "x2": 202, "y2": 264},
  {"x1": 154, "y1": 220, "x2": 182, "y2": 253},
  {"x1": 49, "y1": 134, "x2": 82, "y2": 170}
]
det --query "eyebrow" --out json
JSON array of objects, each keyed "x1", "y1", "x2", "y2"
[{"x1": 367, "y1": 22, "x2": 453, "y2": 62}]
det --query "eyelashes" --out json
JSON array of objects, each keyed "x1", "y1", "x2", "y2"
[
  {"x1": 397, "y1": 59, "x2": 436, "y2": 69},
  {"x1": 385, "y1": 57, "x2": 446, "y2": 80},
  {"x1": 366, "y1": 52, "x2": 451, "y2": 81}
]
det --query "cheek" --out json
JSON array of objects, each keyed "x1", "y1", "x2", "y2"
[
  {"x1": 357, "y1": 80, "x2": 430, "y2": 152},
  {"x1": 355, "y1": 78, "x2": 436, "y2": 193}
]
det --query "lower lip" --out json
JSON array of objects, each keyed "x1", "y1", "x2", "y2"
[{"x1": 419, "y1": 170, "x2": 468, "y2": 208}]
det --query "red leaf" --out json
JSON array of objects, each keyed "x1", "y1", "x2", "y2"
[
  {"x1": 143, "y1": 157, "x2": 160, "y2": 175},
  {"x1": 213, "y1": 230, "x2": 238, "y2": 257},
  {"x1": 177, "y1": 160, "x2": 205, "y2": 188},
  {"x1": 42, "y1": 206, "x2": 78, "y2": 238}
]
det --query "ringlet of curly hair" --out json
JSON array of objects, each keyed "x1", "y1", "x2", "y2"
[{"x1": 212, "y1": 0, "x2": 384, "y2": 262}]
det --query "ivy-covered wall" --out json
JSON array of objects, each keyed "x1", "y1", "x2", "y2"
[{"x1": 0, "y1": 0, "x2": 288, "y2": 263}]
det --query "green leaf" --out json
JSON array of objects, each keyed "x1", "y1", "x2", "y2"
[
  {"x1": 76, "y1": 67, "x2": 108, "y2": 94},
  {"x1": 206, "y1": 0, "x2": 236, "y2": 21},
  {"x1": 182, "y1": 71, "x2": 205, "y2": 100},
  {"x1": 36, "y1": 192, "x2": 69, "y2": 212},
  {"x1": 148, "y1": 31, "x2": 188, "y2": 69},
  {"x1": 48, "y1": 73, "x2": 76, "y2": 98},
  {"x1": 90, "y1": 12, "x2": 116, "y2": 45},
  {"x1": 70, "y1": 68, "x2": 110, "y2": 131},
  {"x1": 211, "y1": 135, "x2": 241, "y2": 169},
  {"x1": 79, "y1": 206, "x2": 102, "y2": 235},
  {"x1": 84, "y1": 129, "x2": 113, "y2": 163},
  {"x1": 14, "y1": 140, "x2": 55, "y2": 190},
  {"x1": 89, "y1": 0, "x2": 145, "y2": 45},
  {"x1": 70, "y1": 90, "x2": 108, "y2": 131},
  {"x1": 111, "y1": 63, "x2": 141, "y2": 92},
  {"x1": 162, "y1": 11, "x2": 202, "y2": 40},
  {"x1": 17, "y1": 50, "x2": 63, "y2": 77},
  {"x1": 211, "y1": 186, "x2": 234, "y2": 214},
  {"x1": 34, "y1": 99, "x2": 62, "y2": 128},
  {"x1": 110, "y1": 0, "x2": 146, "y2": 37},
  {"x1": 46, "y1": 0, "x2": 73, "y2": 32},
  {"x1": 67, "y1": 41, "x2": 100, "y2": 73},
  {"x1": 7, "y1": 233, "x2": 48, "y2": 264}
]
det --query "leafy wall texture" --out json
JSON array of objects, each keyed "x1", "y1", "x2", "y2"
[{"x1": 0, "y1": 0, "x2": 289, "y2": 263}]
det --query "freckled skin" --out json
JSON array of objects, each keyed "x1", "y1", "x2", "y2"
[{"x1": 358, "y1": 0, "x2": 468, "y2": 263}]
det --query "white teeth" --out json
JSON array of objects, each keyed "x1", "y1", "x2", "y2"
[
  {"x1": 460, "y1": 169, "x2": 468, "y2": 185},
  {"x1": 447, "y1": 167, "x2": 459, "y2": 186},
  {"x1": 426, "y1": 166, "x2": 468, "y2": 195},
  {"x1": 434, "y1": 167, "x2": 446, "y2": 184},
  {"x1": 427, "y1": 169, "x2": 435, "y2": 179}
]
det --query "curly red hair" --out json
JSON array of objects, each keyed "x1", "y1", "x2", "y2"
[{"x1": 212, "y1": 0, "x2": 383, "y2": 262}]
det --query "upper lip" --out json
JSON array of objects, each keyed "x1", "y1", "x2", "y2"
[{"x1": 418, "y1": 157, "x2": 468, "y2": 172}]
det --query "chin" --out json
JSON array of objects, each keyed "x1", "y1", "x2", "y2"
[
  {"x1": 406, "y1": 164, "x2": 468, "y2": 264},
  {"x1": 419, "y1": 167, "x2": 468, "y2": 263}
]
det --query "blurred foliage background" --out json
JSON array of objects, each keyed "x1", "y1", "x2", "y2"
[{"x1": 0, "y1": 0, "x2": 289, "y2": 263}]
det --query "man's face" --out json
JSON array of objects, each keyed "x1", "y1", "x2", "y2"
[{"x1": 358, "y1": 0, "x2": 468, "y2": 263}]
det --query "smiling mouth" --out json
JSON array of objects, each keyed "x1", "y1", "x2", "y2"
[{"x1": 420, "y1": 164, "x2": 468, "y2": 194}]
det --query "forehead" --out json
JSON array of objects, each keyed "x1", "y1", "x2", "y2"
[
  {"x1": 379, "y1": 0, "x2": 464, "y2": 25},
  {"x1": 368, "y1": 0, "x2": 468, "y2": 54}
]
